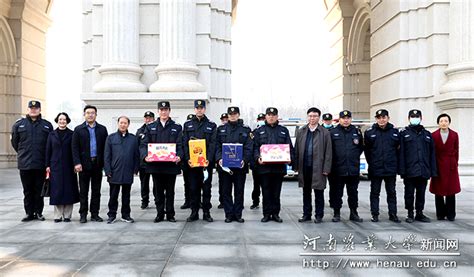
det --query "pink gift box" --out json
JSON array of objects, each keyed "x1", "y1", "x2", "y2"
[
  {"x1": 260, "y1": 144, "x2": 291, "y2": 163},
  {"x1": 147, "y1": 143, "x2": 177, "y2": 162}
]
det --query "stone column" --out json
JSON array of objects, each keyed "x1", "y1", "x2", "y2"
[
  {"x1": 436, "y1": 0, "x2": 474, "y2": 182},
  {"x1": 93, "y1": 0, "x2": 146, "y2": 92},
  {"x1": 149, "y1": 0, "x2": 205, "y2": 92}
]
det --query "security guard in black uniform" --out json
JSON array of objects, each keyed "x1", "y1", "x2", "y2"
[
  {"x1": 217, "y1": 112, "x2": 229, "y2": 209},
  {"x1": 180, "y1": 114, "x2": 195, "y2": 209},
  {"x1": 11, "y1": 100, "x2": 53, "y2": 221},
  {"x1": 322, "y1": 113, "x2": 334, "y2": 130},
  {"x1": 364, "y1": 109, "x2": 401, "y2": 223},
  {"x1": 183, "y1": 100, "x2": 217, "y2": 222},
  {"x1": 215, "y1": 107, "x2": 253, "y2": 223},
  {"x1": 253, "y1": 107, "x2": 295, "y2": 223},
  {"x1": 140, "y1": 101, "x2": 183, "y2": 223},
  {"x1": 136, "y1": 111, "x2": 155, "y2": 209},
  {"x1": 250, "y1": 113, "x2": 266, "y2": 209},
  {"x1": 329, "y1": 110, "x2": 364, "y2": 222},
  {"x1": 399, "y1": 109, "x2": 437, "y2": 223}
]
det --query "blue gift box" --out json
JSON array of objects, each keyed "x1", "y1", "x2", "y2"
[{"x1": 222, "y1": 143, "x2": 243, "y2": 168}]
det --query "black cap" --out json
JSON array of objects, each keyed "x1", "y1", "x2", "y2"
[
  {"x1": 144, "y1": 111, "x2": 155, "y2": 118},
  {"x1": 158, "y1": 101, "x2": 170, "y2": 109},
  {"x1": 408, "y1": 109, "x2": 422, "y2": 117},
  {"x1": 194, "y1": 100, "x2": 206, "y2": 108},
  {"x1": 227, "y1": 106, "x2": 240, "y2": 115},
  {"x1": 265, "y1": 107, "x2": 278, "y2": 115},
  {"x1": 28, "y1": 100, "x2": 41, "y2": 108},
  {"x1": 375, "y1": 109, "x2": 389, "y2": 117},
  {"x1": 220, "y1": 113, "x2": 228, "y2": 119},
  {"x1": 257, "y1": 113, "x2": 266, "y2": 120},
  {"x1": 187, "y1": 114, "x2": 194, "y2": 120},
  {"x1": 322, "y1": 113, "x2": 332, "y2": 121},
  {"x1": 339, "y1": 110, "x2": 352, "y2": 118}
]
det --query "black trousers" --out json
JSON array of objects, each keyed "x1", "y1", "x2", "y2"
[
  {"x1": 261, "y1": 173, "x2": 284, "y2": 216},
  {"x1": 78, "y1": 161, "x2": 103, "y2": 216},
  {"x1": 403, "y1": 177, "x2": 427, "y2": 213},
  {"x1": 107, "y1": 183, "x2": 131, "y2": 218},
  {"x1": 302, "y1": 167, "x2": 324, "y2": 218},
  {"x1": 182, "y1": 167, "x2": 191, "y2": 204},
  {"x1": 139, "y1": 168, "x2": 151, "y2": 205},
  {"x1": 369, "y1": 176, "x2": 397, "y2": 215},
  {"x1": 329, "y1": 175, "x2": 359, "y2": 210},
  {"x1": 435, "y1": 195, "x2": 456, "y2": 220},
  {"x1": 251, "y1": 170, "x2": 262, "y2": 205},
  {"x1": 152, "y1": 174, "x2": 177, "y2": 217},
  {"x1": 188, "y1": 166, "x2": 213, "y2": 212},
  {"x1": 218, "y1": 170, "x2": 224, "y2": 204},
  {"x1": 221, "y1": 170, "x2": 246, "y2": 218},
  {"x1": 19, "y1": 169, "x2": 46, "y2": 216}
]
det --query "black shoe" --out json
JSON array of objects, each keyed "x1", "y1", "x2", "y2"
[
  {"x1": 91, "y1": 215, "x2": 103, "y2": 222},
  {"x1": 21, "y1": 215, "x2": 35, "y2": 222},
  {"x1": 107, "y1": 217, "x2": 116, "y2": 224},
  {"x1": 389, "y1": 214, "x2": 401, "y2": 223},
  {"x1": 225, "y1": 217, "x2": 233, "y2": 223},
  {"x1": 36, "y1": 214, "x2": 45, "y2": 221},
  {"x1": 167, "y1": 216, "x2": 176, "y2": 223},
  {"x1": 272, "y1": 215, "x2": 283, "y2": 223},
  {"x1": 349, "y1": 209, "x2": 363, "y2": 222},
  {"x1": 64, "y1": 218, "x2": 71, "y2": 223},
  {"x1": 371, "y1": 215, "x2": 379, "y2": 222},
  {"x1": 203, "y1": 212, "x2": 213, "y2": 222},
  {"x1": 415, "y1": 212, "x2": 431, "y2": 223},
  {"x1": 80, "y1": 215, "x2": 87, "y2": 223},
  {"x1": 314, "y1": 217, "x2": 323, "y2": 223},
  {"x1": 261, "y1": 215, "x2": 271, "y2": 222},
  {"x1": 54, "y1": 218, "x2": 62, "y2": 223},
  {"x1": 298, "y1": 215, "x2": 312, "y2": 222},
  {"x1": 121, "y1": 216, "x2": 135, "y2": 223},
  {"x1": 154, "y1": 215, "x2": 164, "y2": 223},
  {"x1": 332, "y1": 209, "x2": 341, "y2": 222},
  {"x1": 235, "y1": 217, "x2": 245, "y2": 223},
  {"x1": 406, "y1": 210, "x2": 414, "y2": 223},
  {"x1": 186, "y1": 210, "x2": 199, "y2": 222},
  {"x1": 447, "y1": 217, "x2": 455, "y2": 221},
  {"x1": 217, "y1": 204, "x2": 224, "y2": 209},
  {"x1": 437, "y1": 216, "x2": 446, "y2": 220},
  {"x1": 140, "y1": 203, "x2": 148, "y2": 210},
  {"x1": 180, "y1": 202, "x2": 190, "y2": 209},
  {"x1": 250, "y1": 204, "x2": 259, "y2": 210}
]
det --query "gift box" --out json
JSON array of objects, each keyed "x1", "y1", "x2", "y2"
[
  {"x1": 147, "y1": 143, "x2": 177, "y2": 162},
  {"x1": 222, "y1": 143, "x2": 243, "y2": 168},
  {"x1": 260, "y1": 144, "x2": 291, "y2": 163},
  {"x1": 189, "y1": 139, "x2": 207, "y2": 167}
]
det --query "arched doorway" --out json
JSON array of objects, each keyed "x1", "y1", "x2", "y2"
[
  {"x1": 346, "y1": 4, "x2": 371, "y2": 120},
  {"x1": 0, "y1": 15, "x2": 18, "y2": 168}
]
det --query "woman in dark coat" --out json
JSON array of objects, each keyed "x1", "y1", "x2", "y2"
[
  {"x1": 429, "y1": 113, "x2": 461, "y2": 221},
  {"x1": 45, "y1": 112, "x2": 80, "y2": 222}
]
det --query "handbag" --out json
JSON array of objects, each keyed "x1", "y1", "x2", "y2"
[{"x1": 41, "y1": 171, "x2": 50, "y2": 197}]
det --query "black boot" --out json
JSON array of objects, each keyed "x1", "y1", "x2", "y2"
[
  {"x1": 371, "y1": 214, "x2": 379, "y2": 222},
  {"x1": 203, "y1": 212, "x2": 213, "y2": 222},
  {"x1": 332, "y1": 209, "x2": 341, "y2": 222},
  {"x1": 349, "y1": 209, "x2": 363, "y2": 222},
  {"x1": 406, "y1": 210, "x2": 414, "y2": 223},
  {"x1": 180, "y1": 202, "x2": 190, "y2": 209},
  {"x1": 415, "y1": 211, "x2": 431, "y2": 223},
  {"x1": 389, "y1": 213, "x2": 401, "y2": 223},
  {"x1": 186, "y1": 210, "x2": 199, "y2": 222}
]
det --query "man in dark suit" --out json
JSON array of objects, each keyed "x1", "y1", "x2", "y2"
[{"x1": 72, "y1": 105, "x2": 108, "y2": 223}]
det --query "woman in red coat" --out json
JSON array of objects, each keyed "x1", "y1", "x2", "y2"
[{"x1": 429, "y1": 114, "x2": 461, "y2": 221}]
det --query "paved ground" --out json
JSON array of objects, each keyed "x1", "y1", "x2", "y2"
[{"x1": 0, "y1": 168, "x2": 472, "y2": 276}]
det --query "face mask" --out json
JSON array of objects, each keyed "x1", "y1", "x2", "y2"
[
  {"x1": 323, "y1": 123, "x2": 332, "y2": 129},
  {"x1": 409, "y1": 117, "x2": 421, "y2": 125},
  {"x1": 257, "y1": 121, "x2": 265, "y2": 127}
]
